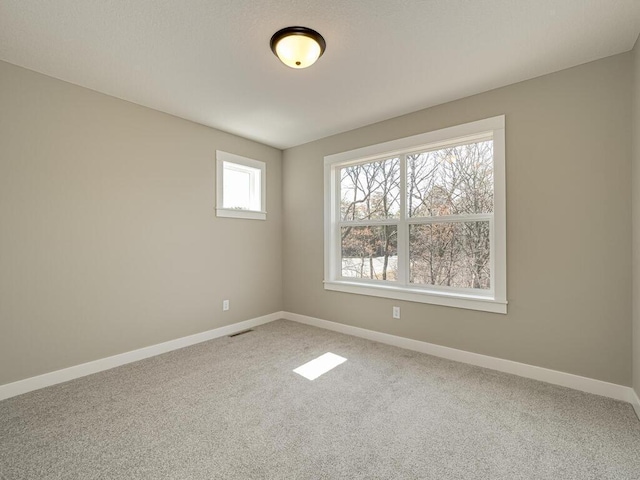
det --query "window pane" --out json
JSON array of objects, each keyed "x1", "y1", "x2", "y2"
[
  {"x1": 407, "y1": 141, "x2": 493, "y2": 217},
  {"x1": 340, "y1": 158, "x2": 400, "y2": 220},
  {"x1": 341, "y1": 226, "x2": 398, "y2": 280},
  {"x1": 409, "y1": 222, "x2": 490, "y2": 289},
  {"x1": 223, "y1": 162, "x2": 260, "y2": 211}
]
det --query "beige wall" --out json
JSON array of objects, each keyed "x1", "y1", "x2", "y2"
[
  {"x1": 0, "y1": 61, "x2": 283, "y2": 385},
  {"x1": 1, "y1": 51, "x2": 635, "y2": 389},
  {"x1": 633, "y1": 38, "x2": 640, "y2": 397},
  {"x1": 283, "y1": 53, "x2": 632, "y2": 386}
]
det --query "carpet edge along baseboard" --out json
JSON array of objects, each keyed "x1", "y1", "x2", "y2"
[{"x1": 1, "y1": 310, "x2": 637, "y2": 412}]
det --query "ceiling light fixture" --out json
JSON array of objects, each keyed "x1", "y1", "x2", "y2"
[{"x1": 270, "y1": 26, "x2": 326, "y2": 69}]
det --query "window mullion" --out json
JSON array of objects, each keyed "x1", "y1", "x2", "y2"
[
  {"x1": 398, "y1": 154, "x2": 409, "y2": 286},
  {"x1": 407, "y1": 213, "x2": 493, "y2": 224},
  {"x1": 337, "y1": 219, "x2": 399, "y2": 227},
  {"x1": 334, "y1": 167, "x2": 342, "y2": 279}
]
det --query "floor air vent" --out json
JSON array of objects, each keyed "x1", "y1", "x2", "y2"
[{"x1": 228, "y1": 329, "x2": 253, "y2": 338}]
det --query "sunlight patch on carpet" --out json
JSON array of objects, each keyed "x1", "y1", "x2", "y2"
[{"x1": 293, "y1": 352, "x2": 347, "y2": 380}]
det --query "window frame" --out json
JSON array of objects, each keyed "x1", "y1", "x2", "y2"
[
  {"x1": 216, "y1": 151, "x2": 266, "y2": 220},
  {"x1": 323, "y1": 116, "x2": 507, "y2": 314}
]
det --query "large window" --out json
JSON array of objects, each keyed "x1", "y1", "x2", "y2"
[
  {"x1": 216, "y1": 151, "x2": 266, "y2": 220},
  {"x1": 324, "y1": 116, "x2": 506, "y2": 313}
]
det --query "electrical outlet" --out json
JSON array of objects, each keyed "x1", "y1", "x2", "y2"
[
  {"x1": 223, "y1": 300, "x2": 230, "y2": 311},
  {"x1": 393, "y1": 306, "x2": 400, "y2": 319}
]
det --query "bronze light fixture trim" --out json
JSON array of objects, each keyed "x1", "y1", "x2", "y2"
[{"x1": 270, "y1": 26, "x2": 326, "y2": 69}]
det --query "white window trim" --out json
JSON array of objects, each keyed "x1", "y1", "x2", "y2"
[
  {"x1": 323, "y1": 116, "x2": 507, "y2": 314},
  {"x1": 216, "y1": 151, "x2": 266, "y2": 220}
]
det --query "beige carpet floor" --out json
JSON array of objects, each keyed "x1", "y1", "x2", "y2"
[{"x1": 1, "y1": 319, "x2": 639, "y2": 479}]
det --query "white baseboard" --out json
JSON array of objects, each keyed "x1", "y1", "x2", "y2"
[
  {"x1": 282, "y1": 312, "x2": 635, "y2": 404},
  {"x1": 630, "y1": 388, "x2": 640, "y2": 421},
  {"x1": 2, "y1": 310, "x2": 637, "y2": 414},
  {"x1": 0, "y1": 311, "x2": 284, "y2": 401}
]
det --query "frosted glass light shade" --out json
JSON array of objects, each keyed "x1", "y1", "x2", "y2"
[{"x1": 270, "y1": 27, "x2": 326, "y2": 69}]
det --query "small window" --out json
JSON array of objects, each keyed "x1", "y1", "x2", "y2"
[
  {"x1": 216, "y1": 151, "x2": 266, "y2": 220},
  {"x1": 324, "y1": 116, "x2": 506, "y2": 314}
]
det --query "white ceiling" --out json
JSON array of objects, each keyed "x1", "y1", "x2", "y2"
[{"x1": 1, "y1": 1, "x2": 639, "y2": 149}]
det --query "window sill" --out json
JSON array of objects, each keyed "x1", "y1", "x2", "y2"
[
  {"x1": 323, "y1": 280, "x2": 507, "y2": 314},
  {"x1": 216, "y1": 208, "x2": 266, "y2": 220}
]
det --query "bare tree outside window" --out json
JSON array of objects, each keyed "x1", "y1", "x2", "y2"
[
  {"x1": 326, "y1": 116, "x2": 505, "y2": 313},
  {"x1": 340, "y1": 157, "x2": 400, "y2": 221},
  {"x1": 341, "y1": 226, "x2": 398, "y2": 280},
  {"x1": 340, "y1": 158, "x2": 400, "y2": 280},
  {"x1": 407, "y1": 141, "x2": 493, "y2": 289},
  {"x1": 338, "y1": 141, "x2": 493, "y2": 289},
  {"x1": 409, "y1": 222, "x2": 490, "y2": 289},
  {"x1": 407, "y1": 141, "x2": 493, "y2": 217}
]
